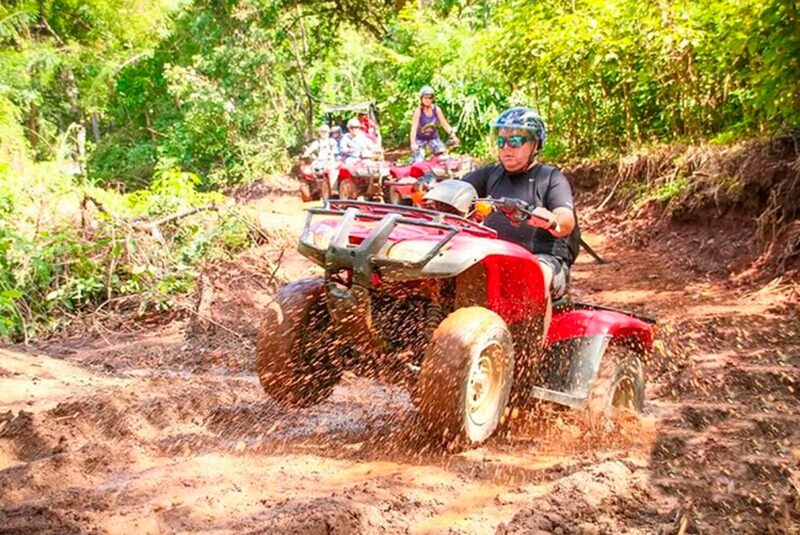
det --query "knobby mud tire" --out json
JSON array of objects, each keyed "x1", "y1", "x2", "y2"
[
  {"x1": 255, "y1": 278, "x2": 342, "y2": 408},
  {"x1": 415, "y1": 307, "x2": 515, "y2": 449},
  {"x1": 586, "y1": 344, "x2": 645, "y2": 425},
  {"x1": 383, "y1": 185, "x2": 402, "y2": 205},
  {"x1": 299, "y1": 183, "x2": 313, "y2": 202},
  {"x1": 339, "y1": 179, "x2": 358, "y2": 200},
  {"x1": 321, "y1": 180, "x2": 332, "y2": 201}
]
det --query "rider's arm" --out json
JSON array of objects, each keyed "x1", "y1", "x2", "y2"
[
  {"x1": 410, "y1": 108, "x2": 421, "y2": 148},
  {"x1": 435, "y1": 106, "x2": 455, "y2": 137},
  {"x1": 302, "y1": 140, "x2": 318, "y2": 158},
  {"x1": 461, "y1": 165, "x2": 495, "y2": 198},
  {"x1": 529, "y1": 206, "x2": 575, "y2": 237},
  {"x1": 528, "y1": 170, "x2": 576, "y2": 237}
]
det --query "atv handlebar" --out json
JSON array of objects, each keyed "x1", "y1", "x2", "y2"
[{"x1": 473, "y1": 197, "x2": 556, "y2": 229}]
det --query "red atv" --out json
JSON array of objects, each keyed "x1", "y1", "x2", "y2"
[
  {"x1": 295, "y1": 157, "x2": 327, "y2": 202},
  {"x1": 256, "y1": 195, "x2": 654, "y2": 449},
  {"x1": 333, "y1": 158, "x2": 391, "y2": 201},
  {"x1": 383, "y1": 153, "x2": 477, "y2": 206}
]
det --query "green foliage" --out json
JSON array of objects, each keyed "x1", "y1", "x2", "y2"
[
  {"x1": 4, "y1": 0, "x2": 800, "y2": 188},
  {"x1": 0, "y1": 164, "x2": 254, "y2": 342},
  {"x1": 2, "y1": 0, "x2": 800, "y2": 339},
  {"x1": 0, "y1": 0, "x2": 176, "y2": 163},
  {"x1": 333, "y1": 0, "x2": 800, "y2": 159}
]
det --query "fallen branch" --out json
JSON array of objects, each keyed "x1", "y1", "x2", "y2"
[
  {"x1": 597, "y1": 174, "x2": 624, "y2": 210},
  {"x1": 82, "y1": 194, "x2": 218, "y2": 242},
  {"x1": 147, "y1": 204, "x2": 217, "y2": 228},
  {"x1": 180, "y1": 303, "x2": 242, "y2": 339},
  {"x1": 264, "y1": 246, "x2": 287, "y2": 289}
]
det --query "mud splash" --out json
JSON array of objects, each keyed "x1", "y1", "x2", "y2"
[{"x1": 1, "y1": 191, "x2": 798, "y2": 534}]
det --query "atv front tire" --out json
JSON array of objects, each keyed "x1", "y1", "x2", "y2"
[
  {"x1": 415, "y1": 307, "x2": 515, "y2": 448},
  {"x1": 339, "y1": 179, "x2": 358, "y2": 200},
  {"x1": 383, "y1": 184, "x2": 401, "y2": 205},
  {"x1": 586, "y1": 344, "x2": 645, "y2": 423},
  {"x1": 299, "y1": 183, "x2": 313, "y2": 202},
  {"x1": 255, "y1": 278, "x2": 341, "y2": 408}
]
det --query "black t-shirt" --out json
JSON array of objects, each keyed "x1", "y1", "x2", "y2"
[{"x1": 462, "y1": 163, "x2": 579, "y2": 265}]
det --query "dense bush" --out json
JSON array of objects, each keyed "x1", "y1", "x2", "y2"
[
  {"x1": 1, "y1": 0, "x2": 798, "y2": 339},
  {"x1": 4, "y1": 0, "x2": 798, "y2": 188},
  {"x1": 0, "y1": 165, "x2": 254, "y2": 342}
]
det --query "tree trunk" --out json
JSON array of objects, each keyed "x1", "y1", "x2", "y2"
[
  {"x1": 92, "y1": 112, "x2": 100, "y2": 142},
  {"x1": 287, "y1": 27, "x2": 315, "y2": 138},
  {"x1": 27, "y1": 105, "x2": 38, "y2": 153}
]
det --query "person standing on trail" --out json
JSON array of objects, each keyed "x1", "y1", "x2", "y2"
[
  {"x1": 409, "y1": 85, "x2": 458, "y2": 162},
  {"x1": 462, "y1": 107, "x2": 579, "y2": 328},
  {"x1": 358, "y1": 111, "x2": 381, "y2": 146}
]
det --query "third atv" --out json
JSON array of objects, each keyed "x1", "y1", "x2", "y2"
[{"x1": 256, "y1": 182, "x2": 654, "y2": 449}]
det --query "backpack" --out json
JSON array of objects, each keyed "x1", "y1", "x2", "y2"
[{"x1": 486, "y1": 163, "x2": 581, "y2": 265}]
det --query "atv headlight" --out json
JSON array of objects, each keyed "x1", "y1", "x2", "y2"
[
  {"x1": 386, "y1": 240, "x2": 437, "y2": 263},
  {"x1": 311, "y1": 223, "x2": 337, "y2": 249}
]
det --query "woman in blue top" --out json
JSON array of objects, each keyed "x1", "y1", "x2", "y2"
[{"x1": 409, "y1": 86, "x2": 459, "y2": 162}]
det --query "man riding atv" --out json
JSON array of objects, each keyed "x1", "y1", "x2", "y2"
[
  {"x1": 256, "y1": 110, "x2": 653, "y2": 450},
  {"x1": 296, "y1": 124, "x2": 340, "y2": 201},
  {"x1": 302, "y1": 124, "x2": 340, "y2": 165},
  {"x1": 462, "y1": 107, "x2": 579, "y2": 334}
]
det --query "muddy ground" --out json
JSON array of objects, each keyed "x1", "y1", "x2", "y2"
[{"x1": 1, "y1": 187, "x2": 799, "y2": 534}]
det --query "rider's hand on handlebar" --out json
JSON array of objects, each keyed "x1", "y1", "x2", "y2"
[
  {"x1": 495, "y1": 198, "x2": 529, "y2": 225},
  {"x1": 527, "y1": 207, "x2": 557, "y2": 230}
]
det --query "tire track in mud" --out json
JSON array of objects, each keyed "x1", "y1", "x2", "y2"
[{"x1": 1, "y1": 194, "x2": 799, "y2": 534}]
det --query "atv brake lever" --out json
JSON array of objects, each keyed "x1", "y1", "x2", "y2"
[
  {"x1": 492, "y1": 198, "x2": 529, "y2": 223},
  {"x1": 495, "y1": 198, "x2": 556, "y2": 228}
]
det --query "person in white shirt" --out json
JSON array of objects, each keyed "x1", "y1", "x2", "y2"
[
  {"x1": 339, "y1": 118, "x2": 381, "y2": 163},
  {"x1": 302, "y1": 124, "x2": 339, "y2": 170}
]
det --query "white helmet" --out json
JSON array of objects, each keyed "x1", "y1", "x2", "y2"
[{"x1": 422, "y1": 180, "x2": 477, "y2": 215}]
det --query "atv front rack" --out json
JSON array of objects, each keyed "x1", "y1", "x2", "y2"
[{"x1": 299, "y1": 200, "x2": 490, "y2": 286}]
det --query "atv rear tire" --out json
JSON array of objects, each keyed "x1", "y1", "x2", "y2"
[
  {"x1": 415, "y1": 307, "x2": 514, "y2": 448},
  {"x1": 383, "y1": 185, "x2": 401, "y2": 205},
  {"x1": 586, "y1": 344, "x2": 644, "y2": 423},
  {"x1": 321, "y1": 180, "x2": 331, "y2": 201},
  {"x1": 255, "y1": 278, "x2": 341, "y2": 408},
  {"x1": 299, "y1": 183, "x2": 313, "y2": 202},
  {"x1": 339, "y1": 179, "x2": 358, "y2": 200}
]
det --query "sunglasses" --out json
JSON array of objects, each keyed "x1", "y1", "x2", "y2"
[{"x1": 496, "y1": 135, "x2": 531, "y2": 149}]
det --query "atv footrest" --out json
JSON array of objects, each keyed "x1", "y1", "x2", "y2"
[{"x1": 528, "y1": 386, "x2": 587, "y2": 408}]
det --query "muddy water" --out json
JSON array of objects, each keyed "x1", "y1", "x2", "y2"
[{"x1": 1, "y1": 194, "x2": 798, "y2": 534}]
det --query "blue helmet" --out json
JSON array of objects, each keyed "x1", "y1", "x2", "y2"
[{"x1": 491, "y1": 107, "x2": 547, "y2": 150}]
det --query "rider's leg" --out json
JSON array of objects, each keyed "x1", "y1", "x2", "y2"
[
  {"x1": 534, "y1": 254, "x2": 564, "y2": 347},
  {"x1": 328, "y1": 166, "x2": 340, "y2": 196},
  {"x1": 540, "y1": 264, "x2": 553, "y2": 346},
  {"x1": 430, "y1": 139, "x2": 446, "y2": 156},
  {"x1": 412, "y1": 141, "x2": 427, "y2": 162}
]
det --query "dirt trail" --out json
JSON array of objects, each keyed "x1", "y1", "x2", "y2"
[{"x1": 1, "y1": 190, "x2": 798, "y2": 534}]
